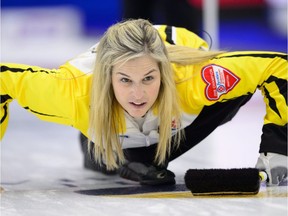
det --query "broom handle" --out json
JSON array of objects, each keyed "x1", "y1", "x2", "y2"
[{"x1": 259, "y1": 171, "x2": 268, "y2": 182}]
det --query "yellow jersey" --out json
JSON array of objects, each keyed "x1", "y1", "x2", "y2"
[{"x1": 1, "y1": 25, "x2": 287, "y2": 155}]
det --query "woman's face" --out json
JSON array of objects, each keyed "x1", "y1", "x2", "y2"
[{"x1": 112, "y1": 55, "x2": 161, "y2": 118}]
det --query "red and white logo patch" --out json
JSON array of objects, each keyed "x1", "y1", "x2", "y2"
[{"x1": 201, "y1": 64, "x2": 240, "y2": 101}]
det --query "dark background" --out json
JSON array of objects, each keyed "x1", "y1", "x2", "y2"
[{"x1": 1, "y1": 0, "x2": 287, "y2": 52}]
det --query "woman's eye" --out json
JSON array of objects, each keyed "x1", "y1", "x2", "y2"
[
  {"x1": 143, "y1": 76, "x2": 154, "y2": 82},
  {"x1": 120, "y1": 78, "x2": 131, "y2": 83}
]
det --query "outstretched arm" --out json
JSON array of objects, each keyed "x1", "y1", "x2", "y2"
[
  {"x1": 0, "y1": 63, "x2": 77, "y2": 139},
  {"x1": 175, "y1": 51, "x2": 287, "y2": 185}
]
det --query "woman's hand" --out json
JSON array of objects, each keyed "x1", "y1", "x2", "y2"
[{"x1": 255, "y1": 152, "x2": 288, "y2": 185}]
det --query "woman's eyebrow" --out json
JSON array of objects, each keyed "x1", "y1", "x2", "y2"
[
  {"x1": 116, "y1": 72, "x2": 130, "y2": 77},
  {"x1": 116, "y1": 69, "x2": 158, "y2": 77},
  {"x1": 144, "y1": 69, "x2": 158, "y2": 76}
]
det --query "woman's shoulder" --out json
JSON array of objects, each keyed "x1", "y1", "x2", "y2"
[{"x1": 154, "y1": 25, "x2": 209, "y2": 50}]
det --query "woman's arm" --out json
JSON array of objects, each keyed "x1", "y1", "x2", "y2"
[{"x1": 0, "y1": 63, "x2": 78, "y2": 139}]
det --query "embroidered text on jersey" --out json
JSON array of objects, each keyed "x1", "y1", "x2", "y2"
[{"x1": 201, "y1": 64, "x2": 240, "y2": 100}]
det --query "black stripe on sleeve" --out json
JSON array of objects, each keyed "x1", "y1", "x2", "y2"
[
  {"x1": 0, "y1": 94, "x2": 12, "y2": 104},
  {"x1": 276, "y1": 79, "x2": 288, "y2": 106},
  {"x1": 216, "y1": 53, "x2": 287, "y2": 60},
  {"x1": 265, "y1": 76, "x2": 288, "y2": 106},
  {"x1": 263, "y1": 87, "x2": 282, "y2": 118},
  {"x1": 23, "y1": 106, "x2": 65, "y2": 119},
  {"x1": 0, "y1": 103, "x2": 8, "y2": 124},
  {"x1": 0, "y1": 65, "x2": 56, "y2": 74},
  {"x1": 164, "y1": 26, "x2": 175, "y2": 45}
]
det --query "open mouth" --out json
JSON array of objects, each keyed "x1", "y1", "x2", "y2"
[{"x1": 129, "y1": 102, "x2": 146, "y2": 107}]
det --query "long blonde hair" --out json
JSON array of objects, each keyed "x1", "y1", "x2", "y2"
[{"x1": 88, "y1": 19, "x2": 223, "y2": 170}]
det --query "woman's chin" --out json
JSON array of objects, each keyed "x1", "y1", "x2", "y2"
[
  {"x1": 126, "y1": 108, "x2": 149, "y2": 118},
  {"x1": 128, "y1": 111, "x2": 147, "y2": 118}
]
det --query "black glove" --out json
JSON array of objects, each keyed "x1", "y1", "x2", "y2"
[{"x1": 119, "y1": 161, "x2": 175, "y2": 185}]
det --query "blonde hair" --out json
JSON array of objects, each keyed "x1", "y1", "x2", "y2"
[{"x1": 88, "y1": 19, "x2": 223, "y2": 170}]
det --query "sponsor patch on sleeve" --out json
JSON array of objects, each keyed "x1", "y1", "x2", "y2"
[{"x1": 201, "y1": 64, "x2": 240, "y2": 101}]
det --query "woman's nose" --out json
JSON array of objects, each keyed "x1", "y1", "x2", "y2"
[{"x1": 132, "y1": 83, "x2": 144, "y2": 99}]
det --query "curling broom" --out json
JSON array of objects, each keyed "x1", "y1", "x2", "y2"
[{"x1": 184, "y1": 168, "x2": 268, "y2": 195}]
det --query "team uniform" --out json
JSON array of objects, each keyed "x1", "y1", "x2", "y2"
[{"x1": 1, "y1": 26, "x2": 287, "y2": 166}]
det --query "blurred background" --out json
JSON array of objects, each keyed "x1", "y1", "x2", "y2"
[
  {"x1": 1, "y1": 0, "x2": 287, "y2": 67},
  {"x1": 0, "y1": 0, "x2": 287, "y2": 171}
]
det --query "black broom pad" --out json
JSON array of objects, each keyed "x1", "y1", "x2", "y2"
[{"x1": 184, "y1": 168, "x2": 261, "y2": 195}]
